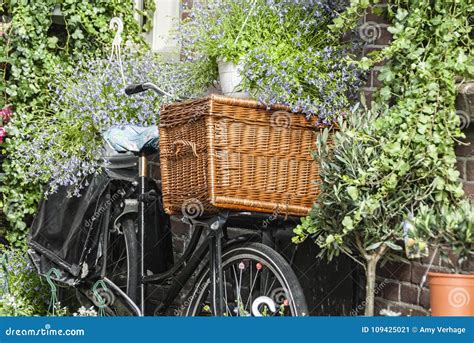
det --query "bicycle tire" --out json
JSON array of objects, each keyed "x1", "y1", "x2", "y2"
[
  {"x1": 119, "y1": 218, "x2": 139, "y2": 303},
  {"x1": 185, "y1": 242, "x2": 308, "y2": 317},
  {"x1": 76, "y1": 218, "x2": 138, "y2": 315}
]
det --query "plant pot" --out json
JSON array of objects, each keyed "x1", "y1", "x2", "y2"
[
  {"x1": 428, "y1": 272, "x2": 474, "y2": 316},
  {"x1": 217, "y1": 59, "x2": 249, "y2": 99}
]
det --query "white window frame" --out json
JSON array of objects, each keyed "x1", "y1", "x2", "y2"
[{"x1": 135, "y1": 0, "x2": 181, "y2": 61}]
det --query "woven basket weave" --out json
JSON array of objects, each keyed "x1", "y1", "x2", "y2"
[{"x1": 159, "y1": 95, "x2": 325, "y2": 217}]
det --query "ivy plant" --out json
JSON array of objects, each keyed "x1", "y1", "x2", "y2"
[{"x1": 0, "y1": 0, "x2": 152, "y2": 246}]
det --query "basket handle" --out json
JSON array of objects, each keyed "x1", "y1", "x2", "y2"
[{"x1": 172, "y1": 140, "x2": 198, "y2": 157}]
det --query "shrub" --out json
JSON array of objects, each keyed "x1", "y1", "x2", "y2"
[{"x1": 0, "y1": 248, "x2": 50, "y2": 316}]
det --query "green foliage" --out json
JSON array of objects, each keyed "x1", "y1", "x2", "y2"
[
  {"x1": 293, "y1": 107, "x2": 415, "y2": 263},
  {"x1": 0, "y1": 248, "x2": 50, "y2": 316},
  {"x1": 179, "y1": 0, "x2": 277, "y2": 63},
  {"x1": 297, "y1": 0, "x2": 473, "y2": 265},
  {"x1": 413, "y1": 201, "x2": 474, "y2": 271},
  {"x1": 0, "y1": 0, "x2": 151, "y2": 246},
  {"x1": 296, "y1": 0, "x2": 473, "y2": 315}
]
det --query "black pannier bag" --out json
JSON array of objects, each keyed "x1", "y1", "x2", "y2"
[{"x1": 28, "y1": 173, "x2": 110, "y2": 286}]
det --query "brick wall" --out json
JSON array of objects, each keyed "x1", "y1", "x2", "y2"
[
  {"x1": 456, "y1": 127, "x2": 474, "y2": 200},
  {"x1": 360, "y1": 2, "x2": 391, "y2": 105}
]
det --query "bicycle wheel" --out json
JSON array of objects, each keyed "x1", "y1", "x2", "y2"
[
  {"x1": 185, "y1": 242, "x2": 308, "y2": 316},
  {"x1": 105, "y1": 218, "x2": 138, "y2": 302},
  {"x1": 77, "y1": 218, "x2": 138, "y2": 316}
]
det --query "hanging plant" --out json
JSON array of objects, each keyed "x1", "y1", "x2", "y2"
[{"x1": 17, "y1": 52, "x2": 211, "y2": 195}]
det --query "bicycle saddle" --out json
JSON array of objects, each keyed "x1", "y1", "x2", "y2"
[{"x1": 103, "y1": 125, "x2": 159, "y2": 155}]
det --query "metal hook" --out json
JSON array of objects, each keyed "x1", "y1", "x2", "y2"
[
  {"x1": 109, "y1": 17, "x2": 124, "y2": 46},
  {"x1": 108, "y1": 17, "x2": 126, "y2": 86}
]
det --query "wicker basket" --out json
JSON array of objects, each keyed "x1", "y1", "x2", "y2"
[{"x1": 159, "y1": 95, "x2": 325, "y2": 217}]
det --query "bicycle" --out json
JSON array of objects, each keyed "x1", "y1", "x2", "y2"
[{"x1": 38, "y1": 82, "x2": 309, "y2": 317}]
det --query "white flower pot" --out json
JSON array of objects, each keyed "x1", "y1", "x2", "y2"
[{"x1": 217, "y1": 60, "x2": 249, "y2": 98}]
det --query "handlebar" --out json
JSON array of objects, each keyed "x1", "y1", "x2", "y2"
[{"x1": 125, "y1": 82, "x2": 174, "y2": 98}]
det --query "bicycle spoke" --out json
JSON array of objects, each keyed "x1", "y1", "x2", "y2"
[
  {"x1": 266, "y1": 275, "x2": 277, "y2": 296},
  {"x1": 231, "y1": 265, "x2": 241, "y2": 316},
  {"x1": 244, "y1": 263, "x2": 261, "y2": 311},
  {"x1": 223, "y1": 272, "x2": 232, "y2": 316}
]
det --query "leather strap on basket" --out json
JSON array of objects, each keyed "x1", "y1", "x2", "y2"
[{"x1": 172, "y1": 140, "x2": 198, "y2": 157}]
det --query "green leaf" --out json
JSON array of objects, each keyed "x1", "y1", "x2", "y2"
[
  {"x1": 385, "y1": 241, "x2": 402, "y2": 251},
  {"x1": 395, "y1": 9, "x2": 408, "y2": 21},
  {"x1": 366, "y1": 242, "x2": 383, "y2": 250},
  {"x1": 342, "y1": 216, "x2": 353, "y2": 230},
  {"x1": 47, "y1": 36, "x2": 59, "y2": 49},
  {"x1": 347, "y1": 186, "x2": 359, "y2": 201}
]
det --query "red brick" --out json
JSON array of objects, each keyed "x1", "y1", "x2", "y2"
[
  {"x1": 418, "y1": 287, "x2": 430, "y2": 309},
  {"x1": 376, "y1": 27, "x2": 392, "y2": 46},
  {"x1": 455, "y1": 143, "x2": 474, "y2": 157},
  {"x1": 421, "y1": 248, "x2": 441, "y2": 266},
  {"x1": 400, "y1": 284, "x2": 418, "y2": 304},
  {"x1": 457, "y1": 158, "x2": 466, "y2": 180},
  {"x1": 411, "y1": 263, "x2": 430, "y2": 284},
  {"x1": 462, "y1": 259, "x2": 474, "y2": 272},
  {"x1": 463, "y1": 182, "x2": 474, "y2": 201},
  {"x1": 361, "y1": 90, "x2": 374, "y2": 107},
  {"x1": 171, "y1": 221, "x2": 192, "y2": 236},
  {"x1": 411, "y1": 262, "x2": 451, "y2": 284},
  {"x1": 440, "y1": 249, "x2": 463, "y2": 270},
  {"x1": 182, "y1": 0, "x2": 193, "y2": 10},
  {"x1": 382, "y1": 282, "x2": 400, "y2": 302},
  {"x1": 378, "y1": 261, "x2": 411, "y2": 282},
  {"x1": 466, "y1": 159, "x2": 474, "y2": 181},
  {"x1": 365, "y1": 10, "x2": 390, "y2": 25},
  {"x1": 374, "y1": 298, "x2": 387, "y2": 316},
  {"x1": 363, "y1": 46, "x2": 387, "y2": 66},
  {"x1": 372, "y1": 70, "x2": 383, "y2": 88},
  {"x1": 181, "y1": 11, "x2": 191, "y2": 20}
]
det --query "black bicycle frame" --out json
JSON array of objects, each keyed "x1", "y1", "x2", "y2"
[
  {"x1": 138, "y1": 153, "x2": 148, "y2": 316},
  {"x1": 132, "y1": 154, "x2": 300, "y2": 316}
]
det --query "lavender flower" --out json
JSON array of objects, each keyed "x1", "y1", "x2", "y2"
[{"x1": 17, "y1": 52, "x2": 212, "y2": 194}]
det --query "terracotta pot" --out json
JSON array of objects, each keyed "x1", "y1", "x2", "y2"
[{"x1": 428, "y1": 272, "x2": 474, "y2": 316}]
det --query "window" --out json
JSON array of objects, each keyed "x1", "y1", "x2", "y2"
[{"x1": 136, "y1": 0, "x2": 181, "y2": 61}]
